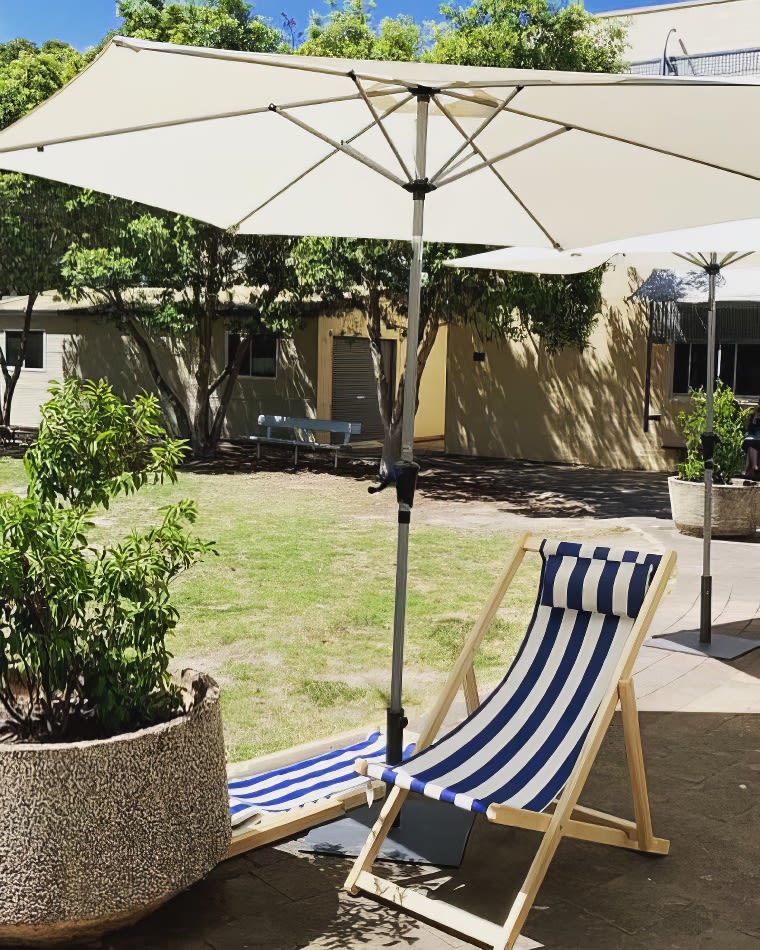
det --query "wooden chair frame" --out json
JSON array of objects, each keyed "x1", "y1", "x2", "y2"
[{"x1": 345, "y1": 533, "x2": 677, "y2": 950}]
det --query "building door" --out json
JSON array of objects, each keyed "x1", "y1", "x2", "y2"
[{"x1": 331, "y1": 336, "x2": 395, "y2": 441}]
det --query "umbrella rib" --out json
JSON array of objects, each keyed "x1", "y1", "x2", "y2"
[
  {"x1": 428, "y1": 87, "x2": 522, "y2": 185},
  {"x1": 351, "y1": 74, "x2": 412, "y2": 182},
  {"x1": 674, "y1": 252, "x2": 708, "y2": 267},
  {"x1": 504, "y1": 103, "x2": 760, "y2": 185},
  {"x1": 0, "y1": 94, "x2": 369, "y2": 154},
  {"x1": 433, "y1": 97, "x2": 565, "y2": 247},
  {"x1": 272, "y1": 105, "x2": 407, "y2": 187},
  {"x1": 723, "y1": 251, "x2": 754, "y2": 267},
  {"x1": 232, "y1": 93, "x2": 415, "y2": 230},
  {"x1": 434, "y1": 127, "x2": 570, "y2": 187}
]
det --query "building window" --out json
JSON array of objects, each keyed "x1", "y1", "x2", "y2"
[
  {"x1": 3, "y1": 330, "x2": 45, "y2": 370},
  {"x1": 228, "y1": 332, "x2": 278, "y2": 378},
  {"x1": 673, "y1": 341, "x2": 760, "y2": 397}
]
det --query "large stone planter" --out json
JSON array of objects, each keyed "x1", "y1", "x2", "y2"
[
  {"x1": 0, "y1": 671, "x2": 230, "y2": 947},
  {"x1": 668, "y1": 475, "x2": 760, "y2": 538}
]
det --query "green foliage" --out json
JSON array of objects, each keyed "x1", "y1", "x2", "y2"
[
  {"x1": 676, "y1": 383, "x2": 750, "y2": 485},
  {"x1": 0, "y1": 38, "x2": 84, "y2": 129},
  {"x1": 25, "y1": 379, "x2": 186, "y2": 509},
  {"x1": 301, "y1": 0, "x2": 422, "y2": 60},
  {"x1": 0, "y1": 174, "x2": 81, "y2": 297},
  {"x1": 429, "y1": 0, "x2": 626, "y2": 71},
  {"x1": 0, "y1": 40, "x2": 88, "y2": 426},
  {"x1": 480, "y1": 267, "x2": 605, "y2": 353},
  {"x1": 0, "y1": 381, "x2": 212, "y2": 742},
  {"x1": 117, "y1": 0, "x2": 284, "y2": 52}
]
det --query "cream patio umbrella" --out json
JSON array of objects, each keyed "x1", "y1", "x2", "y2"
[
  {"x1": 6, "y1": 39, "x2": 760, "y2": 747},
  {"x1": 449, "y1": 219, "x2": 760, "y2": 659}
]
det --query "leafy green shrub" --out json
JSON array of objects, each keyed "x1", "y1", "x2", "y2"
[
  {"x1": 0, "y1": 379, "x2": 213, "y2": 743},
  {"x1": 676, "y1": 383, "x2": 750, "y2": 485}
]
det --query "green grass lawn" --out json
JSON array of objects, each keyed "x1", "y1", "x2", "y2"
[{"x1": 0, "y1": 458, "x2": 539, "y2": 762}]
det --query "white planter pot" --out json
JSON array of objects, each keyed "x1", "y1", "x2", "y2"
[
  {"x1": 668, "y1": 475, "x2": 760, "y2": 538},
  {"x1": 0, "y1": 671, "x2": 230, "y2": 947}
]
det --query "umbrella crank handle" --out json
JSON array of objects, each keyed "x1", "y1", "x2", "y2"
[{"x1": 367, "y1": 461, "x2": 420, "y2": 507}]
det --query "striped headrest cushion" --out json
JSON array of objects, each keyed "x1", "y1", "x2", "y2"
[{"x1": 540, "y1": 540, "x2": 661, "y2": 619}]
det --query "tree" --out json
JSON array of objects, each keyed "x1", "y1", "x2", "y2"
[
  {"x1": 428, "y1": 0, "x2": 626, "y2": 72},
  {"x1": 0, "y1": 40, "x2": 85, "y2": 428},
  {"x1": 62, "y1": 197, "x2": 301, "y2": 456},
  {"x1": 296, "y1": 0, "x2": 621, "y2": 470},
  {"x1": 117, "y1": 0, "x2": 284, "y2": 52},
  {"x1": 54, "y1": 1, "x2": 298, "y2": 458}
]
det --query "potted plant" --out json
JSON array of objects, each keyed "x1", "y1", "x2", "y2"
[
  {"x1": 668, "y1": 382, "x2": 760, "y2": 538},
  {"x1": 0, "y1": 380, "x2": 230, "y2": 947}
]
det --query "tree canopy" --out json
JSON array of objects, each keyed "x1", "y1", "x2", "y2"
[{"x1": 116, "y1": 0, "x2": 284, "y2": 52}]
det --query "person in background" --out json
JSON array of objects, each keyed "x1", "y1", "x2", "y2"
[{"x1": 744, "y1": 398, "x2": 760, "y2": 481}]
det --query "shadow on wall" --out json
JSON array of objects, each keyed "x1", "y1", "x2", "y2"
[
  {"x1": 445, "y1": 267, "x2": 680, "y2": 473},
  {"x1": 63, "y1": 317, "x2": 204, "y2": 437},
  {"x1": 224, "y1": 334, "x2": 318, "y2": 438}
]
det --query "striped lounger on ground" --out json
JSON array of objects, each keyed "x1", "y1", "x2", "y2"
[
  {"x1": 226, "y1": 732, "x2": 417, "y2": 862},
  {"x1": 346, "y1": 535, "x2": 676, "y2": 950},
  {"x1": 229, "y1": 731, "x2": 398, "y2": 827}
]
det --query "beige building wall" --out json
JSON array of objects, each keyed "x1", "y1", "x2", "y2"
[
  {"x1": 599, "y1": 0, "x2": 760, "y2": 62},
  {"x1": 445, "y1": 265, "x2": 684, "y2": 472},
  {"x1": 415, "y1": 325, "x2": 447, "y2": 441},
  {"x1": 0, "y1": 301, "x2": 154, "y2": 428},
  {"x1": 1, "y1": 295, "x2": 446, "y2": 442}
]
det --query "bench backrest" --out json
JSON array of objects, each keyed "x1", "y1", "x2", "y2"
[{"x1": 257, "y1": 414, "x2": 361, "y2": 445}]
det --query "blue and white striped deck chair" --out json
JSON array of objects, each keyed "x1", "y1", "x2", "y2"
[
  {"x1": 346, "y1": 534, "x2": 676, "y2": 950},
  {"x1": 225, "y1": 729, "x2": 415, "y2": 858}
]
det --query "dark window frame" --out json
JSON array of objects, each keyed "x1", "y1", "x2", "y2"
[
  {"x1": 227, "y1": 331, "x2": 278, "y2": 379},
  {"x1": 672, "y1": 340, "x2": 760, "y2": 399},
  {"x1": 2, "y1": 329, "x2": 45, "y2": 371}
]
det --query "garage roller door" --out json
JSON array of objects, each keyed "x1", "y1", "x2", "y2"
[{"x1": 331, "y1": 336, "x2": 395, "y2": 442}]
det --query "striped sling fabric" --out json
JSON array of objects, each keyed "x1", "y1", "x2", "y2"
[
  {"x1": 363, "y1": 540, "x2": 662, "y2": 816},
  {"x1": 228, "y1": 731, "x2": 414, "y2": 827}
]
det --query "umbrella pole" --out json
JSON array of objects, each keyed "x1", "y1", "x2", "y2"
[
  {"x1": 387, "y1": 89, "x2": 431, "y2": 766},
  {"x1": 700, "y1": 256, "x2": 718, "y2": 644}
]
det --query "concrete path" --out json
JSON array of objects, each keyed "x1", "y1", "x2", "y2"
[{"x1": 102, "y1": 457, "x2": 759, "y2": 950}]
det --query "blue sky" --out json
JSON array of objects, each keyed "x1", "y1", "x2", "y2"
[{"x1": 0, "y1": 0, "x2": 670, "y2": 50}]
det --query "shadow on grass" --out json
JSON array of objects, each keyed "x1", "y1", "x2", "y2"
[{"x1": 183, "y1": 443, "x2": 673, "y2": 522}]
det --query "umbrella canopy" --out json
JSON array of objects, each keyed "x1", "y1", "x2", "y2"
[
  {"x1": 4, "y1": 38, "x2": 760, "y2": 247},
  {"x1": 448, "y1": 223, "x2": 760, "y2": 658},
  {"x1": 6, "y1": 39, "x2": 760, "y2": 738},
  {"x1": 447, "y1": 219, "x2": 760, "y2": 273}
]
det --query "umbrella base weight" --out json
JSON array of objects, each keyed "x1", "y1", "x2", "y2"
[
  {"x1": 299, "y1": 797, "x2": 475, "y2": 866},
  {"x1": 645, "y1": 631, "x2": 760, "y2": 659}
]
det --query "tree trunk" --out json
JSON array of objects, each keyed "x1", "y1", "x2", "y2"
[
  {"x1": 124, "y1": 313, "x2": 192, "y2": 439},
  {"x1": 190, "y1": 232, "x2": 221, "y2": 459},
  {"x1": 208, "y1": 335, "x2": 251, "y2": 449},
  {"x1": 0, "y1": 292, "x2": 37, "y2": 427}
]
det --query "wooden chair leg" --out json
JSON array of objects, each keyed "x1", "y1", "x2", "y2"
[
  {"x1": 618, "y1": 677, "x2": 658, "y2": 853},
  {"x1": 345, "y1": 784, "x2": 409, "y2": 894},
  {"x1": 496, "y1": 824, "x2": 564, "y2": 950},
  {"x1": 463, "y1": 665, "x2": 480, "y2": 715}
]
